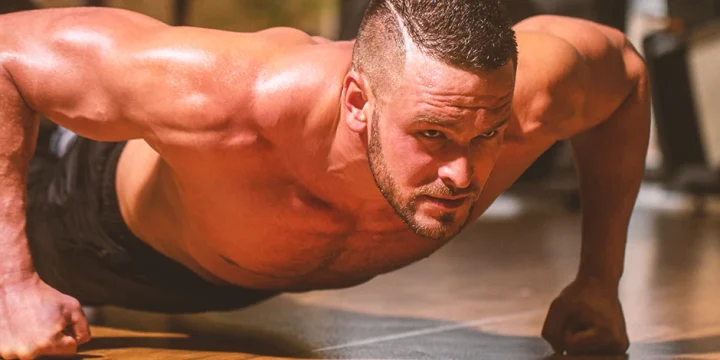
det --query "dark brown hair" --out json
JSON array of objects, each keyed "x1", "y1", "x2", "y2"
[{"x1": 352, "y1": 0, "x2": 518, "y2": 96}]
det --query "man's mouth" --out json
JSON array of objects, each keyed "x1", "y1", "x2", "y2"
[{"x1": 420, "y1": 195, "x2": 470, "y2": 210}]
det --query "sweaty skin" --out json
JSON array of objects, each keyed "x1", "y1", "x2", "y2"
[{"x1": 0, "y1": 7, "x2": 649, "y2": 357}]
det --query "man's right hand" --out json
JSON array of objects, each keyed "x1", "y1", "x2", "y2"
[{"x1": 0, "y1": 273, "x2": 90, "y2": 360}]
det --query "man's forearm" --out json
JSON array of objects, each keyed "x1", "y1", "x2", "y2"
[
  {"x1": 570, "y1": 74, "x2": 651, "y2": 287},
  {"x1": 0, "y1": 64, "x2": 38, "y2": 281}
]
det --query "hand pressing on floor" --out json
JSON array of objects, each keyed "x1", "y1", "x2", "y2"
[
  {"x1": 541, "y1": 276, "x2": 629, "y2": 356},
  {"x1": 0, "y1": 272, "x2": 91, "y2": 359}
]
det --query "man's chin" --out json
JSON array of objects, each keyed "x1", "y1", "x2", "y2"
[
  {"x1": 412, "y1": 226, "x2": 461, "y2": 241},
  {"x1": 408, "y1": 214, "x2": 464, "y2": 241}
]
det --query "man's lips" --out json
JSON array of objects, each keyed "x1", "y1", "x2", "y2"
[{"x1": 420, "y1": 195, "x2": 470, "y2": 210}]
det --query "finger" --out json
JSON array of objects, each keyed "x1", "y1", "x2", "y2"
[
  {"x1": 17, "y1": 346, "x2": 40, "y2": 360},
  {"x1": 566, "y1": 326, "x2": 617, "y2": 355},
  {"x1": 70, "y1": 310, "x2": 92, "y2": 345},
  {"x1": 609, "y1": 320, "x2": 630, "y2": 354},
  {"x1": 612, "y1": 332, "x2": 630, "y2": 354},
  {"x1": 43, "y1": 335, "x2": 78, "y2": 357},
  {"x1": 590, "y1": 329, "x2": 629, "y2": 356},
  {"x1": 541, "y1": 303, "x2": 568, "y2": 353}
]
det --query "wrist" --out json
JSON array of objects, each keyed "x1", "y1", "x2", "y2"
[
  {"x1": 578, "y1": 247, "x2": 624, "y2": 289},
  {"x1": 575, "y1": 270, "x2": 621, "y2": 293},
  {"x1": 0, "y1": 267, "x2": 38, "y2": 286},
  {"x1": 0, "y1": 230, "x2": 37, "y2": 285}
]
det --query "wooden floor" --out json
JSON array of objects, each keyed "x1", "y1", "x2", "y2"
[{"x1": 77, "y1": 183, "x2": 720, "y2": 360}]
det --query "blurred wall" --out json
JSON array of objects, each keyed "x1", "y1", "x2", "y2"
[
  {"x1": 38, "y1": 0, "x2": 340, "y2": 37},
  {"x1": 667, "y1": 0, "x2": 720, "y2": 28},
  {"x1": 0, "y1": 0, "x2": 35, "y2": 13}
]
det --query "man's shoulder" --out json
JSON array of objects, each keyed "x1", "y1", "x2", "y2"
[
  {"x1": 154, "y1": 29, "x2": 351, "y2": 166},
  {"x1": 512, "y1": 16, "x2": 642, "y2": 139},
  {"x1": 513, "y1": 16, "x2": 615, "y2": 102},
  {"x1": 511, "y1": 29, "x2": 589, "y2": 139},
  {"x1": 250, "y1": 37, "x2": 353, "y2": 142},
  {"x1": 158, "y1": 32, "x2": 349, "y2": 180},
  {"x1": 513, "y1": 15, "x2": 628, "y2": 54},
  {"x1": 146, "y1": 26, "x2": 347, "y2": 147}
]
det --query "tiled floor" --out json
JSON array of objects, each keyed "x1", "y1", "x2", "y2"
[{"x1": 79, "y1": 183, "x2": 720, "y2": 359}]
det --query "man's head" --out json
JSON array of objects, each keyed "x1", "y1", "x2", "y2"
[{"x1": 343, "y1": 0, "x2": 518, "y2": 241}]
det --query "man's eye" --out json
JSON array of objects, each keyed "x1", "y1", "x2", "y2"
[
  {"x1": 479, "y1": 129, "x2": 499, "y2": 139},
  {"x1": 420, "y1": 130, "x2": 445, "y2": 139}
]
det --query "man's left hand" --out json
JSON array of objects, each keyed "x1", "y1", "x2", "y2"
[{"x1": 541, "y1": 276, "x2": 629, "y2": 356}]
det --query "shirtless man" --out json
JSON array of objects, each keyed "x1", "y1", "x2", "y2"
[{"x1": 0, "y1": 0, "x2": 649, "y2": 358}]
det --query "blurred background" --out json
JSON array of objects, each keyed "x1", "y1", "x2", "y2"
[{"x1": 2, "y1": 0, "x2": 720, "y2": 213}]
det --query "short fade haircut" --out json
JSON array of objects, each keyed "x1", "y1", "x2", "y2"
[{"x1": 352, "y1": 0, "x2": 518, "y2": 97}]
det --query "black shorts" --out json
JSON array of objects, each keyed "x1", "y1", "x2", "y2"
[{"x1": 26, "y1": 134, "x2": 277, "y2": 313}]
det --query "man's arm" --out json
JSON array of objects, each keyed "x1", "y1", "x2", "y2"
[
  {"x1": 0, "y1": 5, "x2": 261, "y2": 283},
  {"x1": 0, "y1": 7, "x2": 262, "y2": 358},
  {"x1": 527, "y1": 16, "x2": 652, "y2": 288},
  {"x1": 518, "y1": 16, "x2": 651, "y2": 355},
  {"x1": 558, "y1": 39, "x2": 649, "y2": 357},
  {"x1": 1, "y1": 7, "x2": 263, "y2": 147},
  {"x1": 571, "y1": 51, "x2": 650, "y2": 288},
  {"x1": 0, "y1": 63, "x2": 36, "y2": 280}
]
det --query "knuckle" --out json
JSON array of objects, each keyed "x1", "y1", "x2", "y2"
[
  {"x1": 78, "y1": 333, "x2": 92, "y2": 344},
  {"x1": 34, "y1": 340, "x2": 51, "y2": 351},
  {"x1": 618, "y1": 338, "x2": 630, "y2": 351},
  {"x1": 66, "y1": 297, "x2": 82, "y2": 310},
  {"x1": 542, "y1": 332, "x2": 555, "y2": 343},
  {"x1": 17, "y1": 349, "x2": 39, "y2": 360},
  {"x1": 541, "y1": 326, "x2": 552, "y2": 336},
  {"x1": 53, "y1": 322, "x2": 66, "y2": 334},
  {"x1": 60, "y1": 337, "x2": 78, "y2": 349},
  {"x1": 542, "y1": 325, "x2": 557, "y2": 338},
  {"x1": 6, "y1": 347, "x2": 25, "y2": 359}
]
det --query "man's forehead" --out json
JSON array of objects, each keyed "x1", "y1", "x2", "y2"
[
  {"x1": 414, "y1": 98, "x2": 512, "y2": 121},
  {"x1": 416, "y1": 94, "x2": 513, "y2": 116},
  {"x1": 399, "y1": 54, "x2": 516, "y2": 108}
]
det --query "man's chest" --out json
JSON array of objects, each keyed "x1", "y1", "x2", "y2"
[
  {"x1": 176, "y1": 183, "x2": 444, "y2": 288},
  {"x1": 158, "y1": 155, "x2": 446, "y2": 288}
]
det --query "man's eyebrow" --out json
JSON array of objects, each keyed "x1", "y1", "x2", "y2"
[
  {"x1": 491, "y1": 116, "x2": 512, "y2": 130},
  {"x1": 412, "y1": 115, "x2": 512, "y2": 130},
  {"x1": 489, "y1": 96, "x2": 513, "y2": 112},
  {"x1": 412, "y1": 115, "x2": 462, "y2": 130}
]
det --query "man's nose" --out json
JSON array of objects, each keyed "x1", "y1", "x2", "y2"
[{"x1": 438, "y1": 156, "x2": 473, "y2": 190}]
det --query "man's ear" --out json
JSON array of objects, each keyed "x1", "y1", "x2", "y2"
[{"x1": 343, "y1": 70, "x2": 371, "y2": 133}]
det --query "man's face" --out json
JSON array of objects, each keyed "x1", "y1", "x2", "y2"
[{"x1": 366, "y1": 55, "x2": 516, "y2": 241}]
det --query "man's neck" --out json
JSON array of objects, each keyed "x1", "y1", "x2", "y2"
[{"x1": 325, "y1": 102, "x2": 389, "y2": 213}]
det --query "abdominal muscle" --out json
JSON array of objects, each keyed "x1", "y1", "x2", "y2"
[{"x1": 116, "y1": 140, "x2": 446, "y2": 291}]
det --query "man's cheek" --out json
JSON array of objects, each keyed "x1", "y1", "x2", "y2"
[{"x1": 402, "y1": 153, "x2": 438, "y2": 186}]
